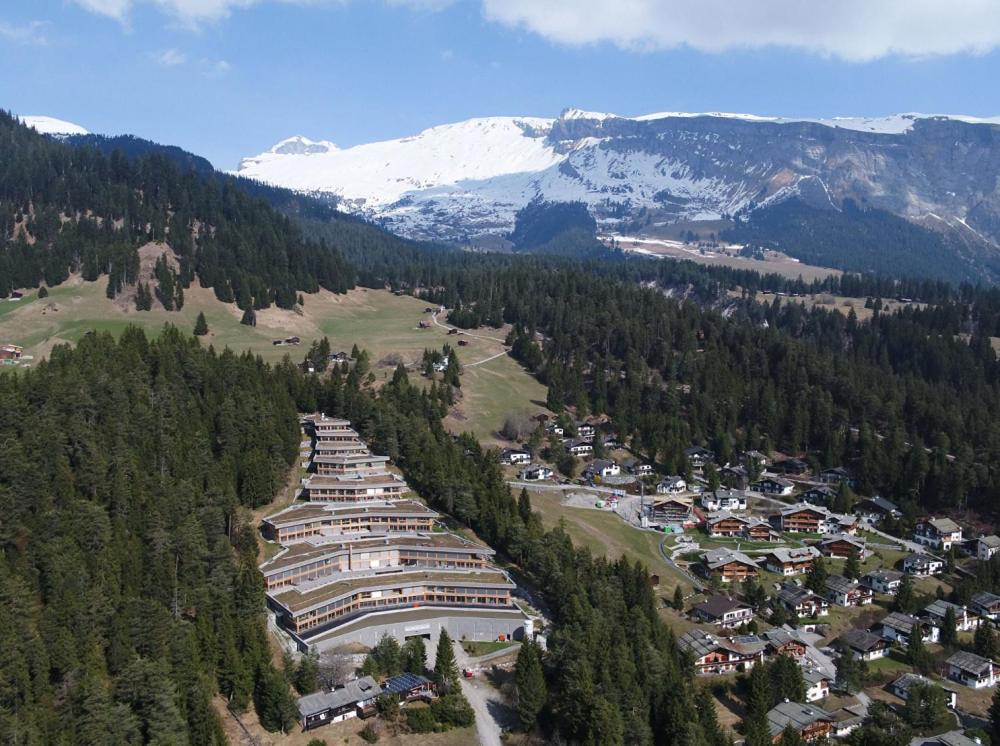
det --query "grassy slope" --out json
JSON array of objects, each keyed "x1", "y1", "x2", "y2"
[{"x1": 0, "y1": 279, "x2": 544, "y2": 442}]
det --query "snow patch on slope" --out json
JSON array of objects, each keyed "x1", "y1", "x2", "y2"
[{"x1": 20, "y1": 115, "x2": 88, "y2": 136}]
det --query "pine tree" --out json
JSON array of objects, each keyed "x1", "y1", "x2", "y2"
[
  {"x1": 193, "y1": 312, "x2": 209, "y2": 336},
  {"x1": 895, "y1": 573, "x2": 916, "y2": 613},
  {"x1": 939, "y1": 606, "x2": 958, "y2": 648},
  {"x1": 806, "y1": 556, "x2": 828, "y2": 593},
  {"x1": 990, "y1": 687, "x2": 1000, "y2": 746},
  {"x1": 240, "y1": 308, "x2": 256, "y2": 327},
  {"x1": 907, "y1": 626, "x2": 932, "y2": 674},
  {"x1": 673, "y1": 584, "x2": 685, "y2": 611},
  {"x1": 975, "y1": 624, "x2": 998, "y2": 659},
  {"x1": 518, "y1": 488, "x2": 533, "y2": 525},
  {"x1": 780, "y1": 724, "x2": 805, "y2": 746},
  {"x1": 433, "y1": 630, "x2": 459, "y2": 694},
  {"x1": 844, "y1": 551, "x2": 861, "y2": 581},
  {"x1": 401, "y1": 637, "x2": 426, "y2": 675},
  {"x1": 515, "y1": 640, "x2": 546, "y2": 731}
]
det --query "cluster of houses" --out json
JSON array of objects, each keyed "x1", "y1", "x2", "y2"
[{"x1": 261, "y1": 415, "x2": 529, "y2": 658}]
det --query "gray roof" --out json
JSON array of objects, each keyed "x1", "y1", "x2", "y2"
[
  {"x1": 892, "y1": 672, "x2": 957, "y2": 698},
  {"x1": 297, "y1": 676, "x2": 381, "y2": 718},
  {"x1": 904, "y1": 553, "x2": 942, "y2": 569},
  {"x1": 863, "y1": 569, "x2": 903, "y2": 585},
  {"x1": 767, "y1": 701, "x2": 833, "y2": 738},
  {"x1": 803, "y1": 668, "x2": 830, "y2": 685},
  {"x1": 924, "y1": 517, "x2": 962, "y2": 534},
  {"x1": 855, "y1": 496, "x2": 900, "y2": 514},
  {"x1": 911, "y1": 732, "x2": 983, "y2": 746},
  {"x1": 702, "y1": 548, "x2": 758, "y2": 570},
  {"x1": 825, "y1": 575, "x2": 860, "y2": 594},
  {"x1": 706, "y1": 511, "x2": 750, "y2": 526},
  {"x1": 778, "y1": 585, "x2": 824, "y2": 607},
  {"x1": 819, "y1": 533, "x2": 866, "y2": 550},
  {"x1": 946, "y1": 651, "x2": 996, "y2": 676},
  {"x1": 767, "y1": 547, "x2": 821, "y2": 564},
  {"x1": 972, "y1": 591, "x2": 1000, "y2": 608},
  {"x1": 980, "y1": 535, "x2": 1000, "y2": 549},
  {"x1": 838, "y1": 629, "x2": 886, "y2": 653},
  {"x1": 692, "y1": 595, "x2": 751, "y2": 619},
  {"x1": 878, "y1": 612, "x2": 922, "y2": 635},
  {"x1": 924, "y1": 599, "x2": 972, "y2": 620}
]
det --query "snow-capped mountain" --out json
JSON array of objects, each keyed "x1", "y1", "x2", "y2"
[
  {"x1": 243, "y1": 108, "x2": 1000, "y2": 244},
  {"x1": 20, "y1": 116, "x2": 89, "y2": 137}
]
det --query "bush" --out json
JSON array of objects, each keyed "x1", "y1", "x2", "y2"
[
  {"x1": 359, "y1": 722, "x2": 379, "y2": 743},
  {"x1": 431, "y1": 693, "x2": 475, "y2": 728},
  {"x1": 404, "y1": 707, "x2": 438, "y2": 734},
  {"x1": 306, "y1": 739, "x2": 327, "y2": 746}
]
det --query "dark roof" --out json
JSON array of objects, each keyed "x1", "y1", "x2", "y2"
[
  {"x1": 855, "y1": 496, "x2": 899, "y2": 513},
  {"x1": 297, "y1": 676, "x2": 381, "y2": 717},
  {"x1": 767, "y1": 701, "x2": 833, "y2": 738},
  {"x1": 946, "y1": 651, "x2": 996, "y2": 676},
  {"x1": 825, "y1": 575, "x2": 859, "y2": 594},
  {"x1": 838, "y1": 629, "x2": 886, "y2": 653},
  {"x1": 381, "y1": 672, "x2": 432, "y2": 696},
  {"x1": 692, "y1": 595, "x2": 751, "y2": 619}
]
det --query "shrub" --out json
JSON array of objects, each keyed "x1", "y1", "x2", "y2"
[
  {"x1": 404, "y1": 707, "x2": 438, "y2": 733},
  {"x1": 359, "y1": 722, "x2": 379, "y2": 743}
]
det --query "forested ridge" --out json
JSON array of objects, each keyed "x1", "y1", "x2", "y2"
[
  {"x1": 0, "y1": 328, "x2": 306, "y2": 743},
  {"x1": 0, "y1": 111, "x2": 354, "y2": 308}
]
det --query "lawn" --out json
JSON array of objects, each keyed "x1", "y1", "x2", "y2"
[{"x1": 460, "y1": 640, "x2": 517, "y2": 657}]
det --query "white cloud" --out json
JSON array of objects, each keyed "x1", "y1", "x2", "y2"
[
  {"x1": 439, "y1": 48, "x2": 454, "y2": 61},
  {"x1": 72, "y1": 0, "x2": 133, "y2": 21},
  {"x1": 152, "y1": 47, "x2": 186, "y2": 65},
  {"x1": 0, "y1": 20, "x2": 50, "y2": 45},
  {"x1": 201, "y1": 58, "x2": 232, "y2": 76},
  {"x1": 480, "y1": 0, "x2": 1000, "y2": 62}
]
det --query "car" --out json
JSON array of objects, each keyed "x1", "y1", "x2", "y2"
[{"x1": 463, "y1": 669, "x2": 474, "y2": 678}]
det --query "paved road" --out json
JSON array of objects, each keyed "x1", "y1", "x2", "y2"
[{"x1": 508, "y1": 480, "x2": 628, "y2": 496}]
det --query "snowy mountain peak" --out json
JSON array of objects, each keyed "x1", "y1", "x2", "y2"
[
  {"x1": 559, "y1": 108, "x2": 619, "y2": 121},
  {"x1": 268, "y1": 135, "x2": 338, "y2": 156},
  {"x1": 20, "y1": 115, "x2": 88, "y2": 136}
]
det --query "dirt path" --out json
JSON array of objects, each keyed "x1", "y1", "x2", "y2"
[
  {"x1": 453, "y1": 640, "x2": 515, "y2": 746},
  {"x1": 430, "y1": 309, "x2": 508, "y2": 346}
]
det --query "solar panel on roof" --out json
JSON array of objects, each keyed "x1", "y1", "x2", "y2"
[{"x1": 382, "y1": 672, "x2": 430, "y2": 695}]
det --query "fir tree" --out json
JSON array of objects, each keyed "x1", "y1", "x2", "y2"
[
  {"x1": 515, "y1": 641, "x2": 546, "y2": 731},
  {"x1": 895, "y1": 574, "x2": 916, "y2": 613},
  {"x1": 806, "y1": 556, "x2": 828, "y2": 593},
  {"x1": 939, "y1": 606, "x2": 958, "y2": 648},
  {"x1": 844, "y1": 551, "x2": 862, "y2": 581},
  {"x1": 673, "y1": 584, "x2": 685, "y2": 611},
  {"x1": 433, "y1": 630, "x2": 459, "y2": 694},
  {"x1": 193, "y1": 311, "x2": 209, "y2": 336}
]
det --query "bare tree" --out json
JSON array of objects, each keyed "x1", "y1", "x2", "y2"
[
  {"x1": 317, "y1": 652, "x2": 355, "y2": 689},
  {"x1": 501, "y1": 412, "x2": 534, "y2": 441}
]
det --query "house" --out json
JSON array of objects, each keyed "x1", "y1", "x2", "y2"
[
  {"x1": 657, "y1": 476, "x2": 687, "y2": 495},
  {"x1": 519, "y1": 464, "x2": 553, "y2": 481},
  {"x1": 0, "y1": 343, "x2": 23, "y2": 361},
  {"x1": 621, "y1": 457, "x2": 653, "y2": 477},
  {"x1": 565, "y1": 438, "x2": 593, "y2": 457},
  {"x1": 719, "y1": 465, "x2": 750, "y2": 490},
  {"x1": 755, "y1": 476, "x2": 795, "y2": 496},
  {"x1": 945, "y1": 651, "x2": 1000, "y2": 688},
  {"x1": 801, "y1": 485, "x2": 836, "y2": 506},
  {"x1": 825, "y1": 575, "x2": 874, "y2": 607},
  {"x1": 890, "y1": 673, "x2": 957, "y2": 709},
  {"x1": 923, "y1": 600, "x2": 980, "y2": 632},
  {"x1": 745, "y1": 518, "x2": 783, "y2": 542},
  {"x1": 836, "y1": 629, "x2": 889, "y2": 661},
  {"x1": 691, "y1": 596, "x2": 755, "y2": 627},
  {"x1": 699, "y1": 549, "x2": 759, "y2": 583},
  {"x1": 705, "y1": 512, "x2": 751, "y2": 538},
  {"x1": 912, "y1": 733, "x2": 984, "y2": 746},
  {"x1": 777, "y1": 585, "x2": 830, "y2": 617},
  {"x1": 545, "y1": 423, "x2": 565, "y2": 437},
  {"x1": 977, "y1": 535, "x2": 1000, "y2": 561},
  {"x1": 877, "y1": 612, "x2": 940, "y2": 646},
  {"x1": 576, "y1": 423, "x2": 596, "y2": 440},
  {"x1": 500, "y1": 448, "x2": 531, "y2": 466},
  {"x1": 651, "y1": 498, "x2": 698, "y2": 528},
  {"x1": 772, "y1": 458, "x2": 809, "y2": 476},
  {"x1": 818, "y1": 533, "x2": 867, "y2": 559},
  {"x1": 862, "y1": 569, "x2": 904, "y2": 595},
  {"x1": 297, "y1": 676, "x2": 381, "y2": 729},
  {"x1": 803, "y1": 668, "x2": 831, "y2": 702},
  {"x1": 678, "y1": 630, "x2": 766, "y2": 675},
  {"x1": 766, "y1": 701, "x2": 834, "y2": 742},
  {"x1": 903, "y1": 553, "x2": 945, "y2": 577},
  {"x1": 764, "y1": 547, "x2": 821, "y2": 576},
  {"x1": 762, "y1": 629, "x2": 808, "y2": 658},
  {"x1": 779, "y1": 505, "x2": 829, "y2": 534},
  {"x1": 583, "y1": 459, "x2": 620, "y2": 480},
  {"x1": 853, "y1": 497, "x2": 902, "y2": 523},
  {"x1": 380, "y1": 672, "x2": 435, "y2": 703},
  {"x1": 700, "y1": 489, "x2": 748, "y2": 512},
  {"x1": 971, "y1": 592, "x2": 1000, "y2": 621},
  {"x1": 742, "y1": 450, "x2": 770, "y2": 468},
  {"x1": 914, "y1": 518, "x2": 963, "y2": 551},
  {"x1": 685, "y1": 446, "x2": 715, "y2": 468},
  {"x1": 819, "y1": 466, "x2": 854, "y2": 486}
]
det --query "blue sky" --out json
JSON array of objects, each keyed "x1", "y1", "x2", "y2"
[{"x1": 2, "y1": 0, "x2": 1000, "y2": 169}]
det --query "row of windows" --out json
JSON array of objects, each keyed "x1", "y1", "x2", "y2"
[{"x1": 293, "y1": 593, "x2": 512, "y2": 631}]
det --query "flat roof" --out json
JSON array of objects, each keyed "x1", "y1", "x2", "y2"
[
  {"x1": 305, "y1": 474, "x2": 408, "y2": 489},
  {"x1": 261, "y1": 532, "x2": 494, "y2": 574},
  {"x1": 314, "y1": 440, "x2": 368, "y2": 452},
  {"x1": 313, "y1": 453, "x2": 389, "y2": 464},
  {"x1": 264, "y1": 500, "x2": 438, "y2": 527},
  {"x1": 272, "y1": 569, "x2": 514, "y2": 614}
]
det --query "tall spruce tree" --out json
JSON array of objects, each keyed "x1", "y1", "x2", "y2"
[{"x1": 514, "y1": 641, "x2": 546, "y2": 731}]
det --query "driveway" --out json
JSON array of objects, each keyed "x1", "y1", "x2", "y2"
[{"x1": 453, "y1": 640, "x2": 517, "y2": 746}]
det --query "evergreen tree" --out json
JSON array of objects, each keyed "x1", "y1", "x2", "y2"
[
  {"x1": 907, "y1": 627, "x2": 932, "y2": 674},
  {"x1": 433, "y1": 630, "x2": 459, "y2": 694},
  {"x1": 939, "y1": 606, "x2": 958, "y2": 648},
  {"x1": 975, "y1": 624, "x2": 998, "y2": 659},
  {"x1": 401, "y1": 637, "x2": 427, "y2": 675},
  {"x1": 844, "y1": 551, "x2": 862, "y2": 581},
  {"x1": 673, "y1": 584, "x2": 685, "y2": 611},
  {"x1": 515, "y1": 640, "x2": 546, "y2": 731},
  {"x1": 836, "y1": 649, "x2": 864, "y2": 694},
  {"x1": 781, "y1": 724, "x2": 805, "y2": 746},
  {"x1": 895, "y1": 574, "x2": 916, "y2": 613},
  {"x1": 193, "y1": 311, "x2": 209, "y2": 336},
  {"x1": 253, "y1": 665, "x2": 298, "y2": 734},
  {"x1": 240, "y1": 308, "x2": 256, "y2": 326},
  {"x1": 990, "y1": 687, "x2": 1000, "y2": 746},
  {"x1": 517, "y1": 488, "x2": 533, "y2": 525},
  {"x1": 806, "y1": 556, "x2": 828, "y2": 593}
]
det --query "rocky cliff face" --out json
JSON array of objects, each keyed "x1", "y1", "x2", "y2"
[{"x1": 236, "y1": 111, "x2": 1000, "y2": 247}]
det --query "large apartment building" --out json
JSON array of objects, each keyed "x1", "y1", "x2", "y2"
[
  {"x1": 262, "y1": 501, "x2": 438, "y2": 543},
  {"x1": 314, "y1": 453, "x2": 392, "y2": 478},
  {"x1": 303, "y1": 474, "x2": 409, "y2": 502},
  {"x1": 260, "y1": 533, "x2": 496, "y2": 591}
]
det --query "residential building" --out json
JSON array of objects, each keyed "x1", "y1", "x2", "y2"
[
  {"x1": 699, "y1": 549, "x2": 759, "y2": 583},
  {"x1": 903, "y1": 553, "x2": 945, "y2": 577},
  {"x1": 651, "y1": 498, "x2": 698, "y2": 528},
  {"x1": 519, "y1": 464, "x2": 553, "y2": 481},
  {"x1": 545, "y1": 423, "x2": 564, "y2": 437},
  {"x1": 565, "y1": 438, "x2": 593, "y2": 457},
  {"x1": 819, "y1": 466, "x2": 854, "y2": 486},
  {"x1": 745, "y1": 518, "x2": 783, "y2": 542},
  {"x1": 685, "y1": 446, "x2": 715, "y2": 469},
  {"x1": 576, "y1": 423, "x2": 596, "y2": 440},
  {"x1": 677, "y1": 630, "x2": 765, "y2": 675},
  {"x1": 719, "y1": 465, "x2": 750, "y2": 490},
  {"x1": 303, "y1": 474, "x2": 409, "y2": 502},
  {"x1": 877, "y1": 612, "x2": 940, "y2": 646},
  {"x1": 779, "y1": 504, "x2": 829, "y2": 533},
  {"x1": 261, "y1": 501, "x2": 438, "y2": 544},
  {"x1": 583, "y1": 458, "x2": 620, "y2": 480},
  {"x1": 268, "y1": 568, "x2": 516, "y2": 636},
  {"x1": 691, "y1": 596, "x2": 755, "y2": 627},
  {"x1": 310, "y1": 415, "x2": 355, "y2": 436},
  {"x1": 890, "y1": 673, "x2": 957, "y2": 709},
  {"x1": 766, "y1": 701, "x2": 834, "y2": 742},
  {"x1": 777, "y1": 585, "x2": 830, "y2": 617},
  {"x1": 977, "y1": 535, "x2": 1000, "y2": 561},
  {"x1": 818, "y1": 533, "x2": 867, "y2": 559},
  {"x1": 764, "y1": 547, "x2": 821, "y2": 576},
  {"x1": 772, "y1": 458, "x2": 809, "y2": 476},
  {"x1": 742, "y1": 450, "x2": 770, "y2": 468},
  {"x1": 825, "y1": 575, "x2": 874, "y2": 607},
  {"x1": 945, "y1": 651, "x2": 1000, "y2": 688},
  {"x1": 801, "y1": 485, "x2": 836, "y2": 506},
  {"x1": 313, "y1": 453, "x2": 391, "y2": 478},
  {"x1": 700, "y1": 489, "x2": 748, "y2": 512},
  {"x1": 0, "y1": 343, "x2": 23, "y2": 361},
  {"x1": 755, "y1": 476, "x2": 795, "y2": 496},
  {"x1": 297, "y1": 676, "x2": 381, "y2": 729},
  {"x1": 853, "y1": 497, "x2": 901, "y2": 523},
  {"x1": 705, "y1": 512, "x2": 751, "y2": 538},
  {"x1": 862, "y1": 569, "x2": 904, "y2": 595},
  {"x1": 971, "y1": 592, "x2": 1000, "y2": 621},
  {"x1": 314, "y1": 440, "x2": 371, "y2": 457},
  {"x1": 923, "y1": 600, "x2": 980, "y2": 632},
  {"x1": 657, "y1": 476, "x2": 687, "y2": 495},
  {"x1": 500, "y1": 448, "x2": 531, "y2": 466},
  {"x1": 621, "y1": 457, "x2": 653, "y2": 477},
  {"x1": 912, "y1": 733, "x2": 983, "y2": 746},
  {"x1": 259, "y1": 532, "x2": 496, "y2": 591},
  {"x1": 803, "y1": 668, "x2": 831, "y2": 702},
  {"x1": 380, "y1": 672, "x2": 435, "y2": 703},
  {"x1": 914, "y1": 518, "x2": 963, "y2": 551},
  {"x1": 836, "y1": 629, "x2": 889, "y2": 661},
  {"x1": 761, "y1": 629, "x2": 808, "y2": 658}
]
